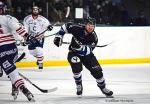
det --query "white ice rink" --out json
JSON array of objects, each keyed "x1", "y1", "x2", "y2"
[{"x1": 0, "y1": 64, "x2": 150, "y2": 104}]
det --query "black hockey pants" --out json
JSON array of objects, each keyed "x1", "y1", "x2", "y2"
[{"x1": 67, "y1": 51, "x2": 104, "y2": 79}]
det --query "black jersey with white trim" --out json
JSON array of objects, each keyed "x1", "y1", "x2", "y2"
[{"x1": 65, "y1": 23, "x2": 98, "y2": 51}]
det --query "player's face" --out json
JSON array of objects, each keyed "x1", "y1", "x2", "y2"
[
  {"x1": 32, "y1": 7, "x2": 39, "y2": 16},
  {"x1": 85, "y1": 23, "x2": 95, "y2": 33}
]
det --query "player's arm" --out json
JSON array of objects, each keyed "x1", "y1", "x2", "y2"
[
  {"x1": 45, "y1": 19, "x2": 53, "y2": 31},
  {"x1": 91, "y1": 31, "x2": 98, "y2": 50},
  {"x1": 23, "y1": 17, "x2": 29, "y2": 33},
  {"x1": 34, "y1": 17, "x2": 53, "y2": 39},
  {"x1": 7, "y1": 16, "x2": 27, "y2": 37},
  {"x1": 42, "y1": 17, "x2": 53, "y2": 31},
  {"x1": 8, "y1": 16, "x2": 36, "y2": 44},
  {"x1": 53, "y1": 22, "x2": 73, "y2": 47},
  {"x1": 71, "y1": 32, "x2": 98, "y2": 56}
]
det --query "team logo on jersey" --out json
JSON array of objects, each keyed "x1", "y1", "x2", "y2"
[
  {"x1": 2, "y1": 60, "x2": 11, "y2": 69},
  {"x1": 71, "y1": 56, "x2": 80, "y2": 63}
]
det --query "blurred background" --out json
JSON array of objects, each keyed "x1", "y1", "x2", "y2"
[{"x1": 1, "y1": 0, "x2": 150, "y2": 26}]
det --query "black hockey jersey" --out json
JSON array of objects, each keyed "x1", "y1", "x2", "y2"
[{"x1": 63, "y1": 22, "x2": 98, "y2": 51}]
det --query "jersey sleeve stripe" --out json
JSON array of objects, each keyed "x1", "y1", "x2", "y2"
[
  {"x1": 0, "y1": 39, "x2": 15, "y2": 43},
  {"x1": 16, "y1": 27, "x2": 26, "y2": 36},
  {"x1": 16, "y1": 27, "x2": 22, "y2": 32},
  {"x1": 0, "y1": 34, "x2": 13, "y2": 38},
  {"x1": 18, "y1": 30, "x2": 26, "y2": 36}
]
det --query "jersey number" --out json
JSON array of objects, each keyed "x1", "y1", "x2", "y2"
[{"x1": 0, "y1": 25, "x2": 4, "y2": 34}]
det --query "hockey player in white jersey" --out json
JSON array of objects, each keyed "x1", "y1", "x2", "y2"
[
  {"x1": 23, "y1": 6, "x2": 53, "y2": 70},
  {"x1": 0, "y1": 2, "x2": 35, "y2": 101}
]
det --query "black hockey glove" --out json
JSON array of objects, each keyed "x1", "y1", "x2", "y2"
[
  {"x1": 21, "y1": 42, "x2": 27, "y2": 46},
  {"x1": 25, "y1": 34, "x2": 39, "y2": 45},
  {"x1": 53, "y1": 36, "x2": 62, "y2": 47},
  {"x1": 47, "y1": 25, "x2": 53, "y2": 31}
]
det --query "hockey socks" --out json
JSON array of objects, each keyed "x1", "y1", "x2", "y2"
[{"x1": 73, "y1": 73, "x2": 83, "y2": 95}]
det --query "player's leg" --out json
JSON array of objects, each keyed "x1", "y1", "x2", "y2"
[
  {"x1": 28, "y1": 44, "x2": 37, "y2": 58},
  {"x1": 67, "y1": 51, "x2": 83, "y2": 95},
  {"x1": 28, "y1": 44, "x2": 43, "y2": 69},
  {"x1": 83, "y1": 53, "x2": 113, "y2": 97},
  {"x1": 36, "y1": 47, "x2": 44, "y2": 69},
  {"x1": 1, "y1": 44, "x2": 35, "y2": 101},
  {"x1": 9, "y1": 70, "x2": 34, "y2": 101},
  {"x1": 35, "y1": 38, "x2": 44, "y2": 69}
]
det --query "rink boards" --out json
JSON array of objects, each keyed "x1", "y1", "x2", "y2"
[{"x1": 15, "y1": 26, "x2": 150, "y2": 67}]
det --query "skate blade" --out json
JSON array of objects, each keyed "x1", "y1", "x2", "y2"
[
  {"x1": 37, "y1": 69, "x2": 43, "y2": 72},
  {"x1": 28, "y1": 95, "x2": 36, "y2": 102},
  {"x1": 77, "y1": 95, "x2": 82, "y2": 98},
  {"x1": 29, "y1": 98, "x2": 36, "y2": 102},
  {"x1": 12, "y1": 93, "x2": 18, "y2": 100},
  {"x1": 13, "y1": 96, "x2": 17, "y2": 100},
  {"x1": 106, "y1": 95, "x2": 114, "y2": 98}
]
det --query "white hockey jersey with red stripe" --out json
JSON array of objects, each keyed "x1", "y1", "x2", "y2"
[
  {"x1": 23, "y1": 15, "x2": 50, "y2": 37},
  {"x1": 0, "y1": 15, "x2": 26, "y2": 46}
]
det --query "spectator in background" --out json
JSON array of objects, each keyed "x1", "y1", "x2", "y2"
[
  {"x1": 119, "y1": 4, "x2": 130, "y2": 26},
  {"x1": 134, "y1": 10, "x2": 149, "y2": 26}
]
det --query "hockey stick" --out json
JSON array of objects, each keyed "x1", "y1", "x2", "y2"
[
  {"x1": 31, "y1": 23, "x2": 59, "y2": 40},
  {"x1": 16, "y1": 52, "x2": 26, "y2": 62},
  {"x1": 15, "y1": 26, "x2": 56, "y2": 62},
  {"x1": 65, "y1": 6, "x2": 70, "y2": 18},
  {"x1": 62, "y1": 41, "x2": 114, "y2": 48},
  {"x1": 19, "y1": 73, "x2": 58, "y2": 93},
  {"x1": 15, "y1": 47, "x2": 58, "y2": 93},
  {"x1": 35, "y1": 6, "x2": 70, "y2": 39}
]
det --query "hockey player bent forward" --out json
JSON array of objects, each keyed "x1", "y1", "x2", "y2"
[
  {"x1": 0, "y1": 2, "x2": 34, "y2": 101},
  {"x1": 53, "y1": 17, "x2": 113, "y2": 97}
]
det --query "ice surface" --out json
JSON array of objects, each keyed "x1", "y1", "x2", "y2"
[{"x1": 0, "y1": 64, "x2": 150, "y2": 104}]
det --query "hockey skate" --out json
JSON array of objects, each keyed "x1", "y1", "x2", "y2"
[
  {"x1": 38, "y1": 63, "x2": 43, "y2": 70},
  {"x1": 36, "y1": 61, "x2": 39, "y2": 65},
  {"x1": 76, "y1": 82, "x2": 83, "y2": 96},
  {"x1": 100, "y1": 87, "x2": 113, "y2": 98},
  {"x1": 11, "y1": 85, "x2": 19, "y2": 100},
  {"x1": 20, "y1": 86, "x2": 35, "y2": 102}
]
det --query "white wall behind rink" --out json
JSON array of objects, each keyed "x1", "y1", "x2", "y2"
[{"x1": 18, "y1": 26, "x2": 150, "y2": 62}]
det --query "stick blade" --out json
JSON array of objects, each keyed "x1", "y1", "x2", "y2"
[
  {"x1": 47, "y1": 87, "x2": 58, "y2": 93},
  {"x1": 41, "y1": 87, "x2": 58, "y2": 93}
]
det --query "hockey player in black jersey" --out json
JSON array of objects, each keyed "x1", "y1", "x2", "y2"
[{"x1": 53, "y1": 17, "x2": 113, "y2": 97}]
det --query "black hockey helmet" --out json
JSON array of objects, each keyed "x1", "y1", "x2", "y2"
[
  {"x1": 0, "y1": 1, "x2": 6, "y2": 14},
  {"x1": 84, "y1": 17, "x2": 96, "y2": 33},
  {"x1": 84, "y1": 17, "x2": 96, "y2": 26}
]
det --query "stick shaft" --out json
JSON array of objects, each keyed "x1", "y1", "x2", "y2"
[
  {"x1": 19, "y1": 73, "x2": 48, "y2": 93},
  {"x1": 62, "y1": 42, "x2": 111, "y2": 48}
]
